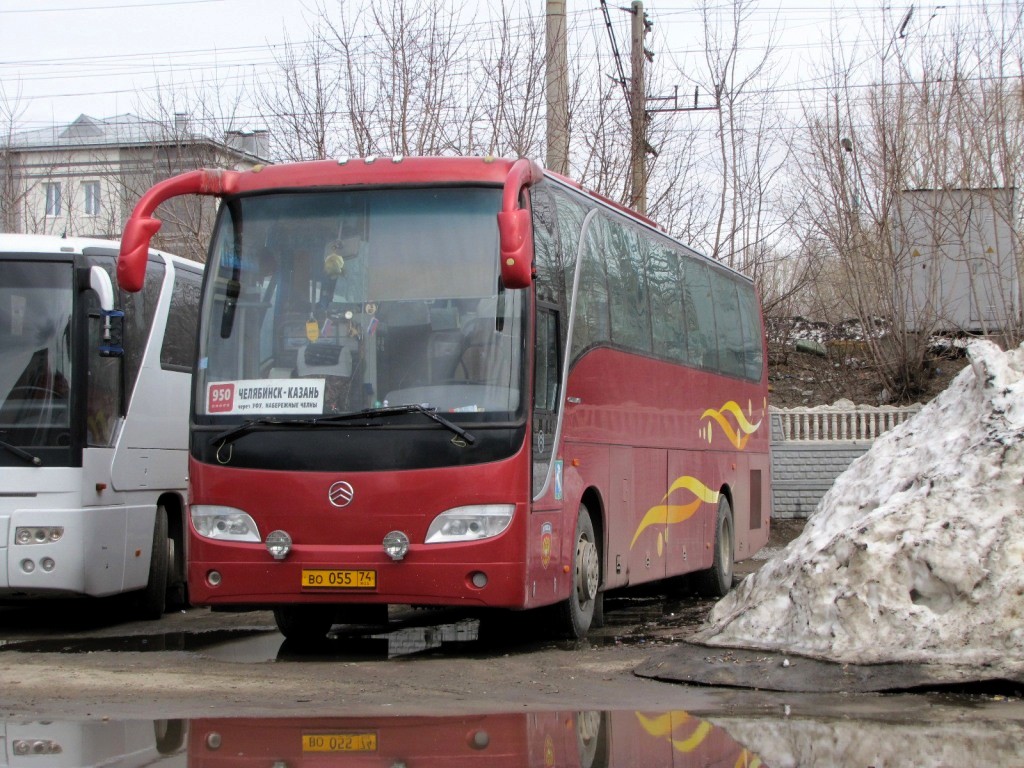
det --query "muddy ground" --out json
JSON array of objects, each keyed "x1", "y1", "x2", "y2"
[{"x1": 0, "y1": 518, "x2": 1021, "y2": 730}]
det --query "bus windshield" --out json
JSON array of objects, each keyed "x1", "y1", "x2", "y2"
[
  {"x1": 196, "y1": 187, "x2": 525, "y2": 422},
  {"x1": 0, "y1": 260, "x2": 73, "y2": 448}
]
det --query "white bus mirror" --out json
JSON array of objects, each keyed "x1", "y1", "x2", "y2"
[{"x1": 89, "y1": 265, "x2": 115, "y2": 312}]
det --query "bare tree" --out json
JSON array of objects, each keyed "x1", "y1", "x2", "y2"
[
  {"x1": 791, "y1": 2, "x2": 1024, "y2": 401},
  {"x1": 255, "y1": 28, "x2": 345, "y2": 161}
]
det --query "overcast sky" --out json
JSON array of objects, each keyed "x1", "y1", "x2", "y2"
[{"x1": 1, "y1": 0, "x2": 939, "y2": 130}]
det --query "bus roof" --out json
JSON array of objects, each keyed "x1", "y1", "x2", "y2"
[
  {"x1": 0, "y1": 233, "x2": 124, "y2": 255},
  {"x1": 215, "y1": 156, "x2": 523, "y2": 194},
  {"x1": 0, "y1": 233, "x2": 200, "y2": 269}
]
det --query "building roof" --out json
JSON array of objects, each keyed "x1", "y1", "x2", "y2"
[{"x1": 8, "y1": 113, "x2": 271, "y2": 162}]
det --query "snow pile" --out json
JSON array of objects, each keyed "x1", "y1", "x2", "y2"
[{"x1": 694, "y1": 340, "x2": 1024, "y2": 670}]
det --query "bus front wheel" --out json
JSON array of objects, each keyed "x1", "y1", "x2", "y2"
[
  {"x1": 134, "y1": 506, "x2": 169, "y2": 620},
  {"x1": 557, "y1": 506, "x2": 602, "y2": 638},
  {"x1": 274, "y1": 606, "x2": 335, "y2": 643},
  {"x1": 694, "y1": 497, "x2": 734, "y2": 597}
]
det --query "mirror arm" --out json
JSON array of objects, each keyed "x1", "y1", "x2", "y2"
[{"x1": 118, "y1": 168, "x2": 239, "y2": 292}]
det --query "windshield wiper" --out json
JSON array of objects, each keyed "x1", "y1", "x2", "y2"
[
  {"x1": 212, "y1": 404, "x2": 476, "y2": 447},
  {"x1": 0, "y1": 436, "x2": 42, "y2": 466},
  {"x1": 211, "y1": 417, "x2": 283, "y2": 446}
]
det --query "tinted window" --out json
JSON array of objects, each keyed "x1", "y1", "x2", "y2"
[
  {"x1": 161, "y1": 267, "x2": 202, "y2": 371},
  {"x1": 711, "y1": 270, "x2": 745, "y2": 378}
]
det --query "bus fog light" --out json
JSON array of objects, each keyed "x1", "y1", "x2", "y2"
[
  {"x1": 265, "y1": 530, "x2": 292, "y2": 560},
  {"x1": 207, "y1": 570, "x2": 222, "y2": 586},
  {"x1": 383, "y1": 530, "x2": 410, "y2": 561},
  {"x1": 470, "y1": 571, "x2": 488, "y2": 588},
  {"x1": 40, "y1": 557, "x2": 55, "y2": 572},
  {"x1": 425, "y1": 505, "x2": 514, "y2": 543},
  {"x1": 21, "y1": 559, "x2": 34, "y2": 573}
]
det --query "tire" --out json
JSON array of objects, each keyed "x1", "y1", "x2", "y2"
[
  {"x1": 153, "y1": 719, "x2": 186, "y2": 754},
  {"x1": 556, "y1": 505, "x2": 602, "y2": 638},
  {"x1": 136, "y1": 506, "x2": 169, "y2": 620},
  {"x1": 165, "y1": 528, "x2": 188, "y2": 610},
  {"x1": 694, "y1": 496, "x2": 734, "y2": 598},
  {"x1": 273, "y1": 606, "x2": 336, "y2": 643}
]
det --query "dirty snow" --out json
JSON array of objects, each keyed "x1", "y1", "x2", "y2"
[{"x1": 694, "y1": 339, "x2": 1024, "y2": 672}]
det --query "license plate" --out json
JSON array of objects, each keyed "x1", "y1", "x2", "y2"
[
  {"x1": 302, "y1": 732, "x2": 378, "y2": 752},
  {"x1": 300, "y1": 569, "x2": 376, "y2": 589}
]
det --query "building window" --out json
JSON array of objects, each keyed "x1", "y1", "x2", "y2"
[
  {"x1": 83, "y1": 181, "x2": 101, "y2": 216},
  {"x1": 45, "y1": 182, "x2": 62, "y2": 217}
]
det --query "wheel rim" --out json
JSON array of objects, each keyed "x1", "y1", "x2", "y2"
[{"x1": 576, "y1": 535, "x2": 599, "y2": 603}]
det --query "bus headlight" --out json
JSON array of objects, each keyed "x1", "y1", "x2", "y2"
[
  {"x1": 425, "y1": 505, "x2": 514, "y2": 543},
  {"x1": 14, "y1": 526, "x2": 63, "y2": 545},
  {"x1": 191, "y1": 505, "x2": 261, "y2": 542}
]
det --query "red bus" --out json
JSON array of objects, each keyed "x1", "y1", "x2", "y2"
[{"x1": 117, "y1": 157, "x2": 771, "y2": 641}]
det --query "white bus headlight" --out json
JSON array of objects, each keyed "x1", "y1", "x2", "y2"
[
  {"x1": 425, "y1": 505, "x2": 514, "y2": 543},
  {"x1": 191, "y1": 505, "x2": 261, "y2": 542}
]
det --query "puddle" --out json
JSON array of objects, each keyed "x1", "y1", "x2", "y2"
[
  {"x1": 0, "y1": 628, "x2": 270, "y2": 656},
  {"x1": 0, "y1": 710, "x2": 765, "y2": 767},
  {"x1": 8, "y1": 704, "x2": 1024, "y2": 767},
  {"x1": 0, "y1": 595, "x2": 721, "y2": 662}
]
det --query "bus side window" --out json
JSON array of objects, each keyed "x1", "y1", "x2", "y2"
[
  {"x1": 87, "y1": 291, "x2": 122, "y2": 447},
  {"x1": 160, "y1": 268, "x2": 202, "y2": 372}
]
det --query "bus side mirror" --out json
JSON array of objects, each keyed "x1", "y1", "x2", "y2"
[
  {"x1": 498, "y1": 208, "x2": 534, "y2": 289},
  {"x1": 82, "y1": 266, "x2": 124, "y2": 357},
  {"x1": 89, "y1": 265, "x2": 115, "y2": 312},
  {"x1": 118, "y1": 217, "x2": 163, "y2": 293},
  {"x1": 498, "y1": 158, "x2": 544, "y2": 290}
]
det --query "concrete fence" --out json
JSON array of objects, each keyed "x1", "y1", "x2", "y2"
[{"x1": 770, "y1": 402, "x2": 922, "y2": 518}]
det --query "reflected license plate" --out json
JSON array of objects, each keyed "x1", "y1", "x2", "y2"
[
  {"x1": 300, "y1": 569, "x2": 377, "y2": 589},
  {"x1": 302, "y1": 732, "x2": 378, "y2": 752}
]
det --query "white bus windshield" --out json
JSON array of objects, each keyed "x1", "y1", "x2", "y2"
[
  {"x1": 197, "y1": 187, "x2": 524, "y2": 420},
  {"x1": 0, "y1": 261, "x2": 73, "y2": 447}
]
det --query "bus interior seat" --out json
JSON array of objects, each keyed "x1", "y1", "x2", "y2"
[
  {"x1": 426, "y1": 306, "x2": 462, "y2": 383},
  {"x1": 297, "y1": 338, "x2": 357, "y2": 378},
  {"x1": 458, "y1": 299, "x2": 511, "y2": 384},
  {"x1": 379, "y1": 301, "x2": 430, "y2": 389}
]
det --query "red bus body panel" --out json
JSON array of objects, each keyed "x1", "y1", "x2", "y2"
[{"x1": 188, "y1": 448, "x2": 533, "y2": 608}]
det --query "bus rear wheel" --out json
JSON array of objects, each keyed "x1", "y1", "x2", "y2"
[
  {"x1": 273, "y1": 606, "x2": 335, "y2": 643},
  {"x1": 694, "y1": 496, "x2": 734, "y2": 598},
  {"x1": 556, "y1": 506, "x2": 602, "y2": 638}
]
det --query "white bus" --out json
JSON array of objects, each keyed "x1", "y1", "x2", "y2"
[{"x1": 0, "y1": 234, "x2": 202, "y2": 618}]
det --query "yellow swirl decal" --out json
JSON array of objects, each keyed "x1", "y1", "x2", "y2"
[
  {"x1": 635, "y1": 712, "x2": 763, "y2": 766},
  {"x1": 630, "y1": 476, "x2": 719, "y2": 549},
  {"x1": 699, "y1": 398, "x2": 764, "y2": 449}
]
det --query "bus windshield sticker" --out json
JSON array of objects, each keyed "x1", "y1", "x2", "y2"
[{"x1": 206, "y1": 379, "x2": 325, "y2": 415}]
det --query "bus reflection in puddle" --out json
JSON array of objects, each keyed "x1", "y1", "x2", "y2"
[
  {"x1": 0, "y1": 711, "x2": 764, "y2": 767},
  {"x1": 188, "y1": 711, "x2": 763, "y2": 768}
]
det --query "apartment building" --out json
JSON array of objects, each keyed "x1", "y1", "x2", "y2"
[{"x1": 1, "y1": 113, "x2": 270, "y2": 262}]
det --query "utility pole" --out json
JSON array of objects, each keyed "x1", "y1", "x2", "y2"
[
  {"x1": 629, "y1": 1, "x2": 650, "y2": 214},
  {"x1": 545, "y1": 0, "x2": 569, "y2": 175}
]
